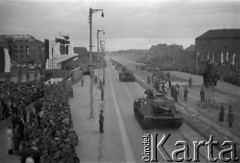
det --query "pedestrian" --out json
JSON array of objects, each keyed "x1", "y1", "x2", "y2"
[
  {"x1": 147, "y1": 76, "x2": 150, "y2": 85},
  {"x1": 189, "y1": 77, "x2": 192, "y2": 88},
  {"x1": 200, "y1": 87, "x2": 205, "y2": 103},
  {"x1": 81, "y1": 77, "x2": 84, "y2": 87},
  {"x1": 175, "y1": 84, "x2": 179, "y2": 95},
  {"x1": 184, "y1": 87, "x2": 188, "y2": 101},
  {"x1": 13, "y1": 124, "x2": 20, "y2": 155},
  {"x1": 101, "y1": 89, "x2": 104, "y2": 101},
  {"x1": 227, "y1": 106, "x2": 234, "y2": 127},
  {"x1": 6, "y1": 126, "x2": 13, "y2": 154},
  {"x1": 219, "y1": 103, "x2": 224, "y2": 122},
  {"x1": 99, "y1": 110, "x2": 104, "y2": 133}
]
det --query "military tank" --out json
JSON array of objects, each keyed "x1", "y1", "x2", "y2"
[
  {"x1": 133, "y1": 89, "x2": 183, "y2": 129},
  {"x1": 119, "y1": 66, "x2": 135, "y2": 82}
]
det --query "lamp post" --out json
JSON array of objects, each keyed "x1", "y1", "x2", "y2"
[
  {"x1": 100, "y1": 40, "x2": 105, "y2": 81},
  {"x1": 97, "y1": 29, "x2": 105, "y2": 82},
  {"x1": 89, "y1": 7, "x2": 104, "y2": 118}
]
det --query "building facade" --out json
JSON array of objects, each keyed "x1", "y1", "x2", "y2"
[
  {"x1": 0, "y1": 35, "x2": 45, "y2": 64},
  {"x1": 196, "y1": 29, "x2": 240, "y2": 67}
]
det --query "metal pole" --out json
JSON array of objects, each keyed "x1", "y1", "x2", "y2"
[
  {"x1": 89, "y1": 8, "x2": 94, "y2": 118},
  {"x1": 196, "y1": 40, "x2": 198, "y2": 74},
  {"x1": 97, "y1": 30, "x2": 100, "y2": 81}
]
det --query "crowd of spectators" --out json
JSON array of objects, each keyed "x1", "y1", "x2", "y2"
[
  {"x1": 140, "y1": 56, "x2": 240, "y2": 86},
  {"x1": 1, "y1": 69, "x2": 80, "y2": 163}
]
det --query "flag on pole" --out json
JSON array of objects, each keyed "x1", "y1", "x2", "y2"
[{"x1": 0, "y1": 47, "x2": 11, "y2": 73}]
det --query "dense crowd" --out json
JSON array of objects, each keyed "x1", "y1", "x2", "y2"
[
  {"x1": 2, "y1": 70, "x2": 80, "y2": 163},
  {"x1": 140, "y1": 56, "x2": 240, "y2": 86}
]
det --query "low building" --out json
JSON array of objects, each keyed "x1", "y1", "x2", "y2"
[
  {"x1": 0, "y1": 35, "x2": 44, "y2": 64},
  {"x1": 196, "y1": 29, "x2": 240, "y2": 67}
]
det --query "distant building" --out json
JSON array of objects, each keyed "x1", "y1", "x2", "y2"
[
  {"x1": 0, "y1": 35, "x2": 44, "y2": 64},
  {"x1": 74, "y1": 47, "x2": 88, "y2": 56},
  {"x1": 148, "y1": 43, "x2": 183, "y2": 58},
  {"x1": 196, "y1": 29, "x2": 240, "y2": 67}
]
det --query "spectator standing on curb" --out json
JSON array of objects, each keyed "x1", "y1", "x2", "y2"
[
  {"x1": 6, "y1": 126, "x2": 13, "y2": 154},
  {"x1": 219, "y1": 103, "x2": 225, "y2": 122},
  {"x1": 189, "y1": 77, "x2": 192, "y2": 88},
  {"x1": 228, "y1": 106, "x2": 234, "y2": 127},
  {"x1": 99, "y1": 110, "x2": 104, "y2": 133},
  {"x1": 184, "y1": 87, "x2": 188, "y2": 101},
  {"x1": 200, "y1": 87, "x2": 205, "y2": 103}
]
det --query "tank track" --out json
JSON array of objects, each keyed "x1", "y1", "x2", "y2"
[
  {"x1": 134, "y1": 107, "x2": 152, "y2": 129},
  {"x1": 167, "y1": 118, "x2": 183, "y2": 128}
]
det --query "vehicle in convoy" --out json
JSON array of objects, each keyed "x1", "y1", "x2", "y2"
[
  {"x1": 119, "y1": 66, "x2": 135, "y2": 82},
  {"x1": 133, "y1": 89, "x2": 183, "y2": 129}
]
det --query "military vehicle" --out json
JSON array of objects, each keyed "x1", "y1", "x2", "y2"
[
  {"x1": 119, "y1": 66, "x2": 135, "y2": 82},
  {"x1": 133, "y1": 89, "x2": 183, "y2": 129}
]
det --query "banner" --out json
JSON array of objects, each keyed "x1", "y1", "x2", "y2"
[
  {"x1": 0, "y1": 47, "x2": 11, "y2": 73},
  {"x1": 52, "y1": 42, "x2": 61, "y2": 59}
]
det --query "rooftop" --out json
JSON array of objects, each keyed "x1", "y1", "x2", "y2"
[{"x1": 196, "y1": 29, "x2": 240, "y2": 40}]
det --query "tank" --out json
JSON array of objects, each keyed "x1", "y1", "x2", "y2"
[
  {"x1": 119, "y1": 66, "x2": 135, "y2": 82},
  {"x1": 133, "y1": 89, "x2": 183, "y2": 129}
]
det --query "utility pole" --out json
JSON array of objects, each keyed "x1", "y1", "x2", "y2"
[
  {"x1": 100, "y1": 40, "x2": 105, "y2": 81},
  {"x1": 196, "y1": 40, "x2": 199, "y2": 74},
  {"x1": 97, "y1": 29, "x2": 105, "y2": 83},
  {"x1": 89, "y1": 8, "x2": 104, "y2": 118}
]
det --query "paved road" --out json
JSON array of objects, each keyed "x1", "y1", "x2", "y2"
[{"x1": 70, "y1": 55, "x2": 221, "y2": 162}]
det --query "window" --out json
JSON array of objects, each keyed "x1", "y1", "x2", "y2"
[
  {"x1": 15, "y1": 50, "x2": 17, "y2": 53},
  {"x1": 15, "y1": 46, "x2": 18, "y2": 48}
]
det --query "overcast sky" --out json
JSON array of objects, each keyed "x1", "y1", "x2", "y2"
[{"x1": 0, "y1": 0, "x2": 239, "y2": 51}]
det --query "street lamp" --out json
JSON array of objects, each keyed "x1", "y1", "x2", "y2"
[
  {"x1": 89, "y1": 7, "x2": 104, "y2": 118},
  {"x1": 100, "y1": 40, "x2": 105, "y2": 82},
  {"x1": 97, "y1": 29, "x2": 105, "y2": 82}
]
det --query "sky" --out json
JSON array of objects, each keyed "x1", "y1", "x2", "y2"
[{"x1": 0, "y1": 0, "x2": 240, "y2": 51}]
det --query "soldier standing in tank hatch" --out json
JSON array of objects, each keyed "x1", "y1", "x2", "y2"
[{"x1": 99, "y1": 110, "x2": 104, "y2": 133}]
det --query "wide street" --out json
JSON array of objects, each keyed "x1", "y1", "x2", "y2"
[{"x1": 69, "y1": 55, "x2": 222, "y2": 163}]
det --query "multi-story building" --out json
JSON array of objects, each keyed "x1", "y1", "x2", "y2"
[
  {"x1": 196, "y1": 29, "x2": 240, "y2": 67},
  {"x1": 0, "y1": 35, "x2": 45, "y2": 64}
]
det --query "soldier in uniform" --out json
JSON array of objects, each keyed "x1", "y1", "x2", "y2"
[
  {"x1": 189, "y1": 77, "x2": 192, "y2": 88},
  {"x1": 227, "y1": 106, "x2": 234, "y2": 127},
  {"x1": 173, "y1": 86, "x2": 178, "y2": 102},
  {"x1": 184, "y1": 87, "x2": 188, "y2": 101},
  {"x1": 101, "y1": 89, "x2": 104, "y2": 101},
  {"x1": 200, "y1": 87, "x2": 205, "y2": 103},
  {"x1": 99, "y1": 110, "x2": 104, "y2": 133},
  {"x1": 219, "y1": 103, "x2": 224, "y2": 122}
]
